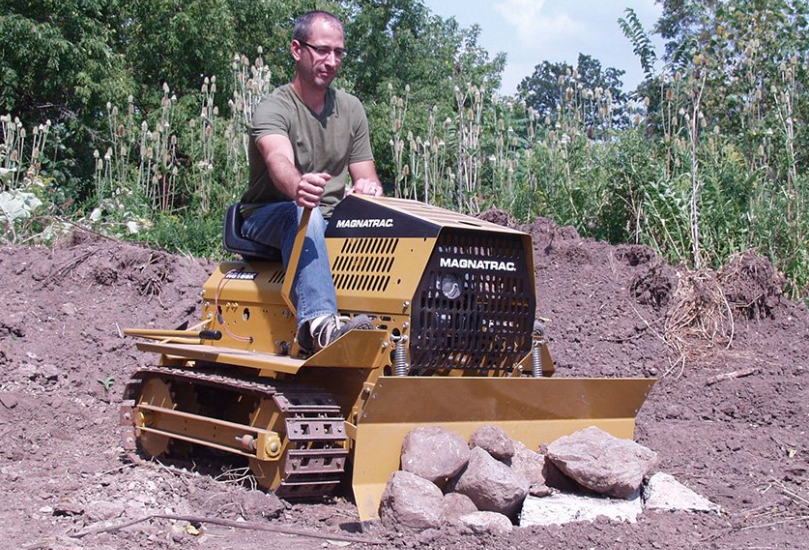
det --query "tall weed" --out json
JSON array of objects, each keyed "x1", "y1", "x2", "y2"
[
  {"x1": 1, "y1": 45, "x2": 806, "y2": 302},
  {"x1": 388, "y1": 59, "x2": 807, "y2": 300}
]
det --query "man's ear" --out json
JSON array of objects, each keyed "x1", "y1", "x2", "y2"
[{"x1": 290, "y1": 40, "x2": 302, "y2": 62}]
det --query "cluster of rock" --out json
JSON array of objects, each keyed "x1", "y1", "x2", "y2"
[{"x1": 379, "y1": 426, "x2": 719, "y2": 535}]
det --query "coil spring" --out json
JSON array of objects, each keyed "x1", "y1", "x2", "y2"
[
  {"x1": 532, "y1": 339, "x2": 543, "y2": 378},
  {"x1": 394, "y1": 336, "x2": 409, "y2": 377}
]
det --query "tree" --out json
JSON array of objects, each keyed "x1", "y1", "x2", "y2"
[
  {"x1": 121, "y1": 0, "x2": 243, "y2": 111},
  {"x1": 619, "y1": 7, "x2": 658, "y2": 83},
  {"x1": 647, "y1": 0, "x2": 809, "y2": 160},
  {"x1": 518, "y1": 53, "x2": 627, "y2": 130},
  {"x1": 120, "y1": 0, "x2": 316, "y2": 109},
  {"x1": 0, "y1": 0, "x2": 132, "y2": 123},
  {"x1": 654, "y1": 0, "x2": 720, "y2": 63},
  {"x1": 340, "y1": 1, "x2": 503, "y2": 105},
  {"x1": 338, "y1": 1, "x2": 506, "y2": 187},
  {"x1": 0, "y1": 0, "x2": 509, "y2": 212}
]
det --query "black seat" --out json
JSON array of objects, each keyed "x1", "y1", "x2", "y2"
[{"x1": 222, "y1": 203, "x2": 282, "y2": 261}]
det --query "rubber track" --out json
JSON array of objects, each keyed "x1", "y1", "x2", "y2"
[{"x1": 123, "y1": 365, "x2": 348, "y2": 500}]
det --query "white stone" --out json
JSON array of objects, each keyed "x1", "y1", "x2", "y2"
[
  {"x1": 643, "y1": 473, "x2": 721, "y2": 513},
  {"x1": 519, "y1": 492, "x2": 643, "y2": 527}
]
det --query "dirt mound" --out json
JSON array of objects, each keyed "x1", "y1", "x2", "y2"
[
  {"x1": 476, "y1": 207, "x2": 519, "y2": 228},
  {"x1": 1, "y1": 221, "x2": 808, "y2": 550},
  {"x1": 630, "y1": 261, "x2": 676, "y2": 309},
  {"x1": 719, "y1": 250, "x2": 786, "y2": 320}
]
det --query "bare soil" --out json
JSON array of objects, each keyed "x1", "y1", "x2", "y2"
[{"x1": 1, "y1": 216, "x2": 807, "y2": 550}]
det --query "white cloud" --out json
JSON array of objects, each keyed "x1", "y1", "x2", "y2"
[{"x1": 494, "y1": 0, "x2": 587, "y2": 51}]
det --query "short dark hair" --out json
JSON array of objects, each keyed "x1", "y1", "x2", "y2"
[{"x1": 293, "y1": 11, "x2": 344, "y2": 43}]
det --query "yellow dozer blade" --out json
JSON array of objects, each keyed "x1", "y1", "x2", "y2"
[{"x1": 350, "y1": 376, "x2": 654, "y2": 521}]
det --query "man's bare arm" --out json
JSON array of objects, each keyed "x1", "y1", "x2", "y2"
[{"x1": 256, "y1": 134, "x2": 330, "y2": 208}]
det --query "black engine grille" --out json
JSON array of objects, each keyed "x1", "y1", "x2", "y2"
[{"x1": 410, "y1": 229, "x2": 534, "y2": 372}]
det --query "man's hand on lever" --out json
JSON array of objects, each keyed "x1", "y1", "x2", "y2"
[{"x1": 295, "y1": 172, "x2": 331, "y2": 208}]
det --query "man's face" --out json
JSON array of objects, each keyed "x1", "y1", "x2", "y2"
[{"x1": 292, "y1": 18, "x2": 345, "y2": 91}]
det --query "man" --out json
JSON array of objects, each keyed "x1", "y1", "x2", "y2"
[{"x1": 240, "y1": 10, "x2": 382, "y2": 353}]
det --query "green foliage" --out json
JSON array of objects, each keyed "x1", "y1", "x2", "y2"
[
  {"x1": 386, "y1": 0, "x2": 809, "y2": 300},
  {"x1": 518, "y1": 54, "x2": 627, "y2": 129},
  {"x1": 641, "y1": 0, "x2": 809, "y2": 294},
  {"x1": 133, "y1": 210, "x2": 226, "y2": 259},
  {"x1": 342, "y1": 0, "x2": 435, "y2": 98},
  {"x1": 619, "y1": 8, "x2": 658, "y2": 82},
  {"x1": 0, "y1": 0, "x2": 806, "y2": 303},
  {"x1": 0, "y1": 0, "x2": 134, "y2": 204},
  {"x1": 97, "y1": 376, "x2": 115, "y2": 392},
  {"x1": 346, "y1": 4, "x2": 507, "y2": 190},
  {"x1": 119, "y1": 0, "x2": 309, "y2": 107},
  {"x1": 0, "y1": 0, "x2": 132, "y2": 120},
  {"x1": 123, "y1": 0, "x2": 237, "y2": 101}
]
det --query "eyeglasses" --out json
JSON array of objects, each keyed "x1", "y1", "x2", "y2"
[{"x1": 298, "y1": 40, "x2": 347, "y2": 60}]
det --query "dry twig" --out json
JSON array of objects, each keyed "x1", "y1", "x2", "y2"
[
  {"x1": 44, "y1": 250, "x2": 95, "y2": 286},
  {"x1": 215, "y1": 466, "x2": 257, "y2": 490},
  {"x1": 739, "y1": 480, "x2": 809, "y2": 531},
  {"x1": 663, "y1": 268, "x2": 735, "y2": 376},
  {"x1": 67, "y1": 513, "x2": 385, "y2": 545},
  {"x1": 706, "y1": 367, "x2": 760, "y2": 386},
  {"x1": 54, "y1": 216, "x2": 121, "y2": 242}
]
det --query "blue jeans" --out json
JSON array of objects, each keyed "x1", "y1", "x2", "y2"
[{"x1": 241, "y1": 202, "x2": 337, "y2": 328}]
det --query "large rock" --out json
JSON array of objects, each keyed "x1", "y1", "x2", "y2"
[
  {"x1": 441, "y1": 492, "x2": 478, "y2": 522},
  {"x1": 520, "y1": 492, "x2": 643, "y2": 526},
  {"x1": 469, "y1": 425, "x2": 515, "y2": 461},
  {"x1": 643, "y1": 473, "x2": 721, "y2": 513},
  {"x1": 509, "y1": 441, "x2": 546, "y2": 487},
  {"x1": 401, "y1": 426, "x2": 470, "y2": 485},
  {"x1": 543, "y1": 458, "x2": 587, "y2": 494},
  {"x1": 458, "y1": 511, "x2": 513, "y2": 535},
  {"x1": 454, "y1": 447, "x2": 529, "y2": 517},
  {"x1": 546, "y1": 427, "x2": 658, "y2": 498},
  {"x1": 379, "y1": 471, "x2": 444, "y2": 529},
  {"x1": 236, "y1": 490, "x2": 284, "y2": 520}
]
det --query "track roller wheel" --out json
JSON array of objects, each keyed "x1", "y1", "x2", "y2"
[{"x1": 135, "y1": 376, "x2": 199, "y2": 458}]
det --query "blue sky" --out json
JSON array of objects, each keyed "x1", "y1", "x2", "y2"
[{"x1": 422, "y1": 0, "x2": 664, "y2": 96}]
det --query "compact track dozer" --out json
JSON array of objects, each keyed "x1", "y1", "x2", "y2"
[{"x1": 121, "y1": 195, "x2": 655, "y2": 521}]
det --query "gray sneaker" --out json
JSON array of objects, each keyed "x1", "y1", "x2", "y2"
[{"x1": 297, "y1": 314, "x2": 374, "y2": 354}]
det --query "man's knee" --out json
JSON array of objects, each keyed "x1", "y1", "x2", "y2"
[
  {"x1": 305, "y1": 207, "x2": 327, "y2": 235},
  {"x1": 242, "y1": 202, "x2": 299, "y2": 245}
]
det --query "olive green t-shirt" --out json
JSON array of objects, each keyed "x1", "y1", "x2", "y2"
[{"x1": 241, "y1": 84, "x2": 374, "y2": 219}]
